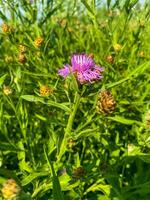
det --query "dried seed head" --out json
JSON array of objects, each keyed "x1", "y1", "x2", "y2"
[
  {"x1": 97, "y1": 90, "x2": 116, "y2": 114},
  {"x1": 34, "y1": 37, "x2": 44, "y2": 48},
  {"x1": 106, "y1": 55, "x2": 113, "y2": 64},
  {"x1": 18, "y1": 54, "x2": 26, "y2": 64},
  {"x1": 3, "y1": 85, "x2": 12, "y2": 95},
  {"x1": 114, "y1": 43, "x2": 122, "y2": 51},
  {"x1": 1, "y1": 179, "x2": 21, "y2": 200},
  {"x1": 2, "y1": 23, "x2": 10, "y2": 33},
  {"x1": 39, "y1": 85, "x2": 53, "y2": 96},
  {"x1": 72, "y1": 167, "x2": 85, "y2": 179},
  {"x1": 19, "y1": 45, "x2": 26, "y2": 53}
]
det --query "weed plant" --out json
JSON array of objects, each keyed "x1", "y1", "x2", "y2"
[{"x1": 0, "y1": 0, "x2": 150, "y2": 199}]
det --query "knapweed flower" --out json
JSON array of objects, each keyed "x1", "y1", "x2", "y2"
[
  {"x1": 1, "y1": 179, "x2": 21, "y2": 200},
  {"x1": 58, "y1": 53, "x2": 104, "y2": 84},
  {"x1": 39, "y1": 85, "x2": 53, "y2": 96},
  {"x1": 97, "y1": 90, "x2": 116, "y2": 114}
]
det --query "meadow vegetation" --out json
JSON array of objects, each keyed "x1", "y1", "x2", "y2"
[{"x1": 0, "y1": 0, "x2": 150, "y2": 199}]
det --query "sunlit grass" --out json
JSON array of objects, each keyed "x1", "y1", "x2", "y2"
[{"x1": 0, "y1": 0, "x2": 150, "y2": 200}]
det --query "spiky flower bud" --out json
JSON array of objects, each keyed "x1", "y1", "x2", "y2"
[
  {"x1": 72, "y1": 167, "x2": 85, "y2": 179},
  {"x1": 18, "y1": 54, "x2": 26, "y2": 64},
  {"x1": 39, "y1": 85, "x2": 53, "y2": 96},
  {"x1": 1, "y1": 179, "x2": 21, "y2": 200},
  {"x1": 19, "y1": 45, "x2": 26, "y2": 53},
  {"x1": 139, "y1": 51, "x2": 144, "y2": 58},
  {"x1": 96, "y1": 90, "x2": 116, "y2": 114},
  {"x1": 34, "y1": 37, "x2": 44, "y2": 48},
  {"x1": 2, "y1": 23, "x2": 10, "y2": 33},
  {"x1": 5, "y1": 56, "x2": 13, "y2": 63},
  {"x1": 114, "y1": 43, "x2": 122, "y2": 51},
  {"x1": 106, "y1": 55, "x2": 113, "y2": 64},
  {"x1": 3, "y1": 85, "x2": 12, "y2": 95}
]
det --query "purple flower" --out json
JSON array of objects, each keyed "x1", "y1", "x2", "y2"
[{"x1": 58, "y1": 53, "x2": 104, "y2": 84}]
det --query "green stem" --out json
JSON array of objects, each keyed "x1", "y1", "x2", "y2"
[{"x1": 57, "y1": 92, "x2": 80, "y2": 161}]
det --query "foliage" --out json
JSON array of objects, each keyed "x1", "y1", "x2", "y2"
[{"x1": 0, "y1": 0, "x2": 150, "y2": 199}]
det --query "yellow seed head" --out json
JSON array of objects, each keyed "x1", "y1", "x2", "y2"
[
  {"x1": 18, "y1": 54, "x2": 26, "y2": 64},
  {"x1": 39, "y1": 85, "x2": 53, "y2": 96},
  {"x1": 96, "y1": 90, "x2": 116, "y2": 114},
  {"x1": 5, "y1": 56, "x2": 13, "y2": 63},
  {"x1": 19, "y1": 45, "x2": 26, "y2": 53},
  {"x1": 3, "y1": 85, "x2": 12, "y2": 95},
  {"x1": 1, "y1": 179, "x2": 21, "y2": 200},
  {"x1": 2, "y1": 23, "x2": 10, "y2": 33},
  {"x1": 114, "y1": 43, "x2": 122, "y2": 51},
  {"x1": 34, "y1": 37, "x2": 44, "y2": 47},
  {"x1": 139, "y1": 51, "x2": 144, "y2": 57}
]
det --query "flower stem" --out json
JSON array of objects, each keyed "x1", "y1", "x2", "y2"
[{"x1": 57, "y1": 92, "x2": 80, "y2": 161}]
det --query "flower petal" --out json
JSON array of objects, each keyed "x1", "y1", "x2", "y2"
[
  {"x1": 58, "y1": 64, "x2": 71, "y2": 78},
  {"x1": 71, "y1": 54, "x2": 95, "y2": 72}
]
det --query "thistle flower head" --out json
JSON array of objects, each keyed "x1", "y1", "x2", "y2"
[
  {"x1": 34, "y1": 37, "x2": 44, "y2": 47},
  {"x1": 19, "y1": 45, "x2": 26, "y2": 53},
  {"x1": 3, "y1": 85, "x2": 12, "y2": 95},
  {"x1": 58, "y1": 53, "x2": 104, "y2": 84},
  {"x1": 1, "y1": 179, "x2": 21, "y2": 200},
  {"x1": 97, "y1": 90, "x2": 116, "y2": 114},
  {"x1": 39, "y1": 85, "x2": 53, "y2": 96},
  {"x1": 2, "y1": 23, "x2": 10, "y2": 33},
  {"x1": 18, "y1": 53, "x2": 26, "y2": 64}
]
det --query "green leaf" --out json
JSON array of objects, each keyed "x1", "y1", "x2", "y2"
[
  {"x1": 107, "y1": 116, "x2": 142, "y2": 125},
  {"x1": 21, "y1": 95, "x2": 70, "y2": 112},
  {"x1": 0, "y1": 74, "x2": 7, "y2": 88},
  {"x1": 21, "y1": 171, "x2": 49, "y2": 186},
  {"x1": 44, "y1": 148, "x2": 64, "y2": 200},
  {"x1": 138, "y1": 154, "x2": 150, "y2": 163}
]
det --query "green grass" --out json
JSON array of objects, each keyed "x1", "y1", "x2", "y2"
[{"x1": 0, "y1": 0, "x2": 150, "y2": 199}]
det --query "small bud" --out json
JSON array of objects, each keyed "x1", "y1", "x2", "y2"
[
  {"x1": 88, "y1": 53, "x2": 94, "y2": 58},
  {"x1": 19, "y1": 45, "x2": 26, "y2": 53},
  {"x1": 34, "y1": 37, "x2": 44, "y2": 48},
  {"x1": 5, "y1": 56, "x2": 13, "y2": 63},
  {"x1": 60, "y1": 19, "x2": 67, "y2": 28},
  {"x1": 2, "y1": 23, "x2": 10, "y2": 33},
  {"x1": 140, "y1": 20, "x2": 145, "y2": 27},
  {"x1": 145, "y1": 111, "x2": 150, "y2": 127},
  {"x1": 3, "y1": 85, "x2": 12, "y2": 95},
  {"x1": 139, "y1": 51, "x2": 144, "y2": 58},
  {"x1": 18, "y1": 54, "x2": 26, "y2": 64},
  {"x1": 114, "y1": 43, "x2": 122, "y2": 51},
  {"x1": 1, "y1": 179, "x2": 21, "y2": 200},
  {"x1": 96, "y1": 90, "x2": 116, "y2": 114},
  {"x1": 67, "y1": 138, "x2": 76, "y2": 149},
  {"x1": 72, "y1": 167, "x2": 85, "y2": 179},
  {"x1": 39, "y1": 85, "x2": 53, "y2": 96},
  {"x1": 106, "y1": 55, "x2": 113, "y2": 64}
]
